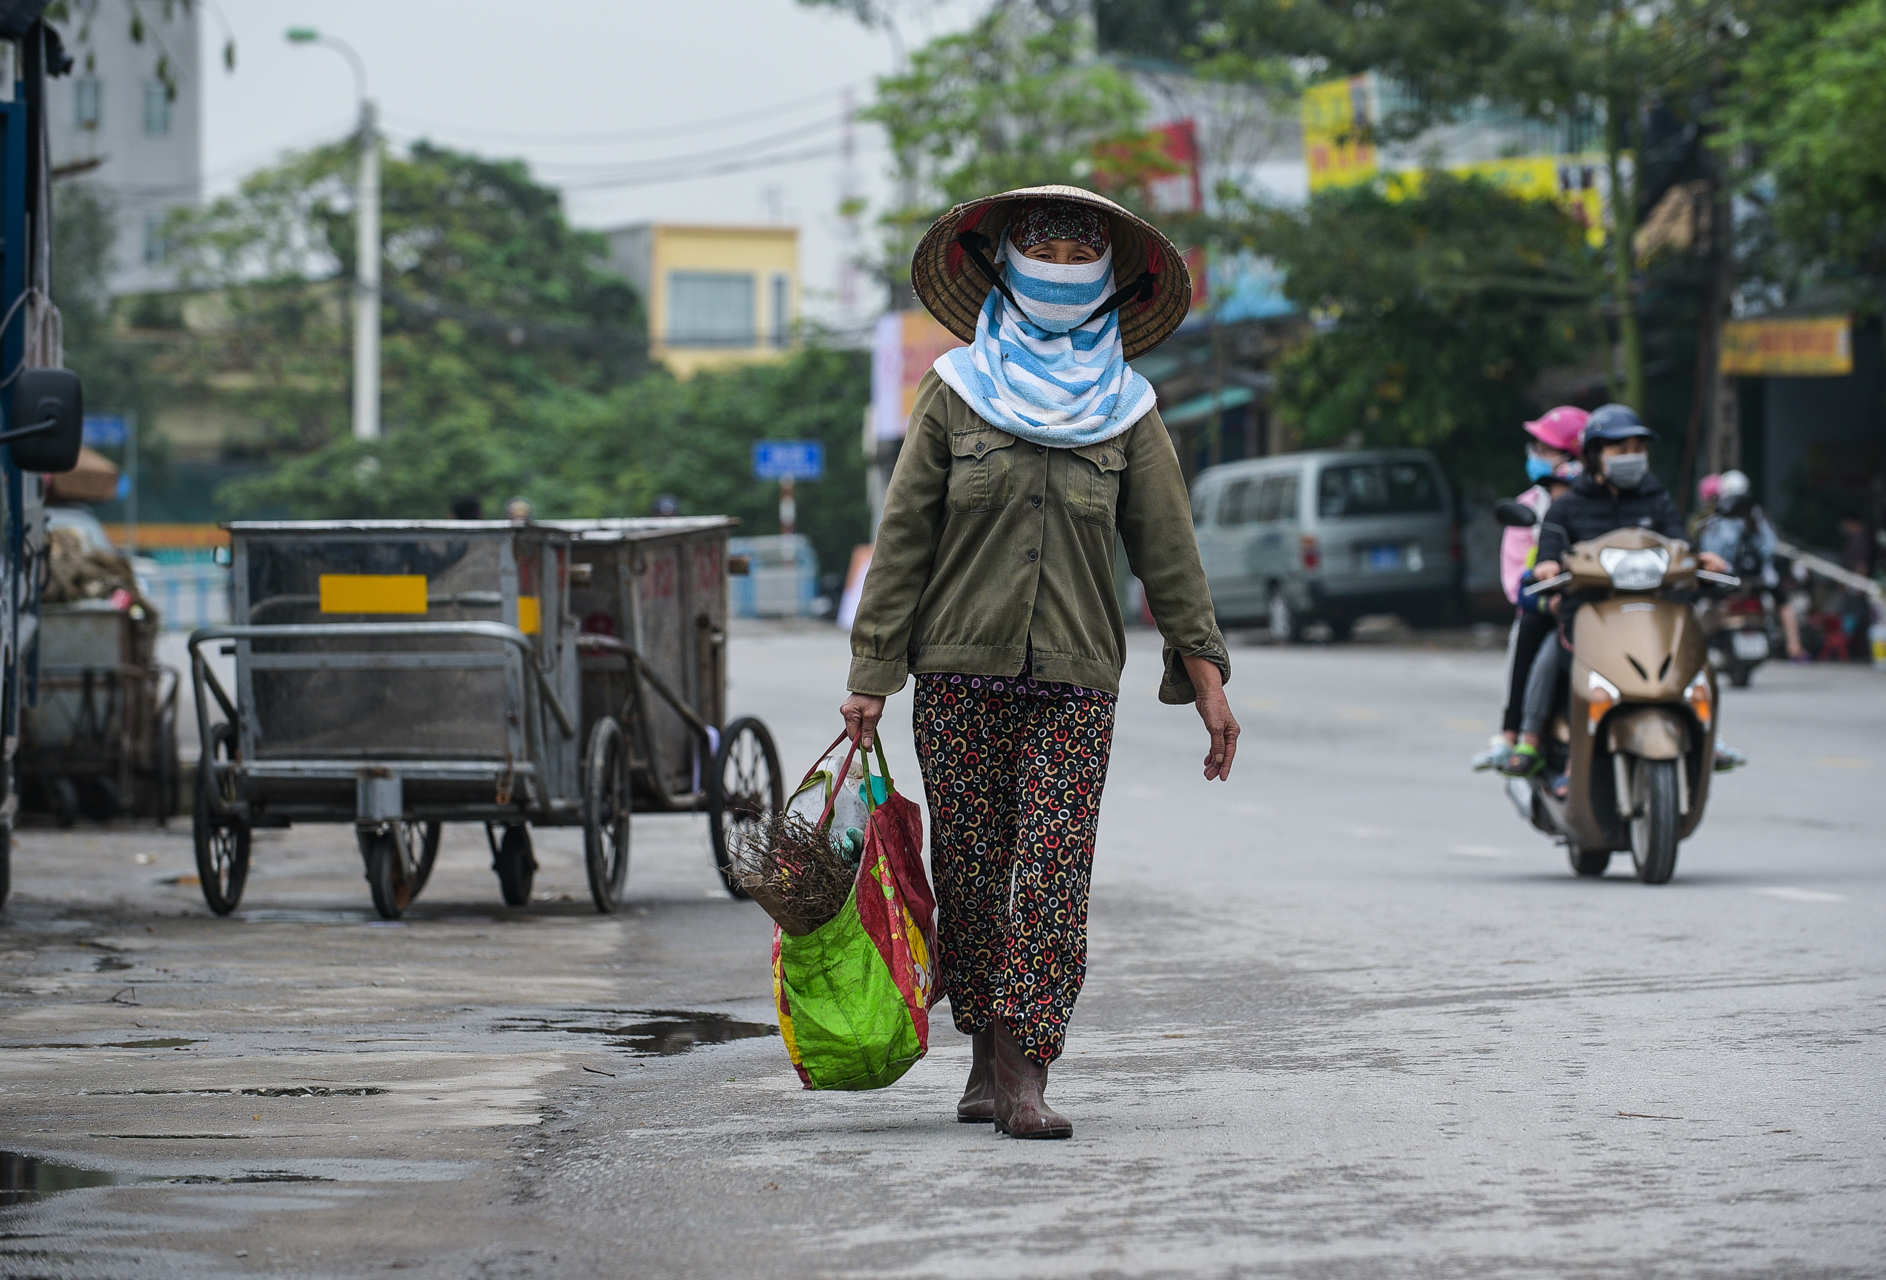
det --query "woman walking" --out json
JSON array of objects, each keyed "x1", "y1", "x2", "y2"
[{"x1": 841, "y1": 187, "x2": 1237, "y2": 1139}]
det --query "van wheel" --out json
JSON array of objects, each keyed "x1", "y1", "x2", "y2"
[{"x1": 1267, "y1": 588, "x2": 1302, "y2": 645}]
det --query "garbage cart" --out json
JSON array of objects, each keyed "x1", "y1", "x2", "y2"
[
  {"x1": 188, "y1": 519, "x2": 782, "y2": 920},
  {"x1": 20, "y1": 600, "x2": 180, "y2": 824}
]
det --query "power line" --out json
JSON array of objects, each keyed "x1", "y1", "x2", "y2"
[
  {"x1": 555, "y1": 140, "x2": 881, "y2": 192},
  {"x1": 379, "y1": 83, "x2": 862, "y2": 148},
  {"x1": 466, "y1": 115, "x2": 846, "y2": 178}
]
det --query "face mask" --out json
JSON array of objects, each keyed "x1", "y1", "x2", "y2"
[
  {"x1": 1605, "y1": 452, "x2": 1649, "y2": 489},
  {"x1": 1525, "y1": 453, "x2": 1557, "y2": 482}
]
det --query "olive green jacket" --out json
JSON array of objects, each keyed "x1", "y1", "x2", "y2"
[{"x1": 848, "y1": 371, "x2": 1228, "y2": 704}]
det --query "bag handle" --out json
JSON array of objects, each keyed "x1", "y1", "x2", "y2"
[{"x1": 809, "y1": 731, "x2": 898, "y2": 831}]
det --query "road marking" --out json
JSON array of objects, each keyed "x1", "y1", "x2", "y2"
[
  {"x1": 1448, "y1": 844, "x2": 1512, "y2": 859},
  {"x1": 1811, "y1": 756, "x2": 1869, "y2": 769},
  {"x1": 1242, "y1": 697, "x2": 1278, "y2": 711},
  {"x1": 1753, "y1": 887, "x2": 1847, "y2": 903}
]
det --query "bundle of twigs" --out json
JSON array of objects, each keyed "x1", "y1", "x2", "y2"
[{"x1": 729, "y1": 811, "x2": 858, "y2": 936}]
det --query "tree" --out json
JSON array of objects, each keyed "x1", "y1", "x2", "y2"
[
  {"x1": 1243, "y1": 173, "x2": 1599, "y2": 490},
  {"x1": 1717, "y1": 0, "x2": 1886, "y2": 299},
  {"x1": 162, "y1": 139, "x2": 646, "y2": 456}
]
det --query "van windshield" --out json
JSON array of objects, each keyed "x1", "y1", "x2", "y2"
[{"x1": 1317, "y1": 461, "x2": 1443, "y2": 518}]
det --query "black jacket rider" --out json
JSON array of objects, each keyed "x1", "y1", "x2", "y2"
[{"x1": 1536, "y1": 470, "x2": 1686, "y2": 568}]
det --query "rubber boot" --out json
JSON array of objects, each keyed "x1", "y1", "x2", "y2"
[
  {"x1": 991, "y1": 1021, "x2": 1071, "y2": 1139},
  {"x1": 956, "y1": 1029, "x2": 995, "y2": 1123}
]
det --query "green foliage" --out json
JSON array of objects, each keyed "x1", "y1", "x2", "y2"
[
  {"x1": 219, "y1": 347, "x2": 873, "y2": 578},
  {"x1": 1718, "y1": 0, "x2": 1886, "y2": 295},
  {"x1": 1248, "y1": 174, "x2": 1599, "y2": 489},
  {"x1": 164, "y1": 140, "x2": 645, "y2": 455}
]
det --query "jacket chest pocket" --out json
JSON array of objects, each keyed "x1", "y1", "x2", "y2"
[
  {"x1": 1065, "y1": 441, "x2": 1128, "y2": 525},
  {"x1": 948, "y1": 429, "x2": 1018, "y2": 513}
]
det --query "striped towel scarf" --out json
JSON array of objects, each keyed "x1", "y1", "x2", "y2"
[{"x1": 933, "y1": 236, "x2": 1156, "y2": 448}]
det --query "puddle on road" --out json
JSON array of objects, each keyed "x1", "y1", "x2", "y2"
[
  {"x1": 503, "y1": 1010, "x2": 777, "y2": 1057},
  {"x1": 0, "y1": 1151, "x2": 122, "y2": 1205},
  {"x1": 5, "y1": 1038, "x2": 201, "y2": 1050},
  {"x1": 90, "y1": 1086, "x2": 387, "y2": 1098},
  {"x1": 92, "y1": 956, "x2": 133, "y2": 971},
  {"x1": 0, "y1": 1151, "x2": 335, "y2": 1205}
]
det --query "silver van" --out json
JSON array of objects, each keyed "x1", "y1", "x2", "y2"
[{"x1": 1191, "y1": 449, "x2": 1458, "y2": 640}]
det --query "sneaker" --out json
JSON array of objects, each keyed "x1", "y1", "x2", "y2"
[
  {"x1": 1472, "y1": 737, "x2": 1516, "y2": 771},
  {"x1": 1714, "y1": 742, "x2": 1748, "y2": 772}
]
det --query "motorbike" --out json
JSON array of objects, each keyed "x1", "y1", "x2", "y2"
[
  {"x1": 1493, "y1": 503, "x2": 1738, "y2": 883},
  {"x1": 1705, "y1": 588, "x2": 1774, "y2": 688}
]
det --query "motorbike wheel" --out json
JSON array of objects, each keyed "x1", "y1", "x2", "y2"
[
  {"x1": 1629, "y1": 758, "x2": 1681, "y2": 885},
  {"x1": 1567, "y1": 846, "x2": 1611, "y2": 877}
]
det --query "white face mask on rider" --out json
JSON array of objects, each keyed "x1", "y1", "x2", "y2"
[{"x1": 1605, "y1": 452, "x2": 1649, "y2": 489}]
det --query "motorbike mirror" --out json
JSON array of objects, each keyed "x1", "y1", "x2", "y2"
[
  {"x1": 1494, "y1": 500, "x2": 1538, "y2": 529},
  {"x1": 3, "y1": 369, "x2": 84, "y2": 474}
]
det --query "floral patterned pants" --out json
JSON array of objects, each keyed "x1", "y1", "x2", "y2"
[{"x1": 913, "y1": 671, "x2": 1116, "y2": 1066}]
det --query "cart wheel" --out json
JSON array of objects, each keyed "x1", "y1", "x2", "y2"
[
  {"x1": 47, "y1": 776, "x2": 78, "y2": 829},
  {"x1": 193, "y1": 724, "x2": 251, "y2": 917},
  {"x1": 364, "y1": 826, "x2": 414, "y2": 920},
  {"x1": 0, "y1": 821, "x2": 10, "y2": 910},
  {"x1": 583, "y1": 717, "x2": 631, "y2": 913},
  {"x1": 405, "y1": 822, "x2": 442, "y2": 898},
  {"x1": 708, "y1": 716, "x2": 783, "y2": 899},
  {"x1": 492, "y1": 824, "x2": 536, "y2": 907}
]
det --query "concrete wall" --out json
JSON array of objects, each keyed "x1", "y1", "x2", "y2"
[{"x1": 602, "y1": 223, "x2": 798, "y2": 378}]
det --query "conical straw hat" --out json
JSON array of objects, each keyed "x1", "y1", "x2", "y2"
[{"x1": 910, "y1": 184, "x2": 1192, "y2": 361}]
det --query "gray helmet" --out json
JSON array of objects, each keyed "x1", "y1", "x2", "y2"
[{"x1": 1581, "y1": 403, "x2": 1657, "y2": 446}]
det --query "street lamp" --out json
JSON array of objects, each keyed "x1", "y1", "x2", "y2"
[{"x1": 287, "y1": 27, "x2": 379, "y2": 443}]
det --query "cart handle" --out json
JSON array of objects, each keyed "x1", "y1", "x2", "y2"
[
  {"x1": 574, "y1": 632, "x2": 712, "y2": 739},
  {"x1": 185, "y1": 622, "x2": 577, "y2": 776}
]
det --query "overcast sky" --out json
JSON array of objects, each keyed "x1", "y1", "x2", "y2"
[{"x1": 198, "y1": 1, "x2": 979, "y2": 334}]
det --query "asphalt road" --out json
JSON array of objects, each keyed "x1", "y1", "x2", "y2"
[{"x1": 1, "y1": 623, "x2": 1881, "y2": 1279}]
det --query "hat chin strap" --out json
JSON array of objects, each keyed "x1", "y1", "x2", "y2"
[{"x1": 956, "y1": 230, "x2": 1156, "y2": 328}]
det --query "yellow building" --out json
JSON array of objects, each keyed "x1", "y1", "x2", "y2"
[{"x1": 604, "y1": 223, "x2": 800, "y2": 377}]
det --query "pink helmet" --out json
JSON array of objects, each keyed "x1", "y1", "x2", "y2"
[
  {"x1": 1524, "y1": 406, "x2": 1589, "y2": 454},
  {"x1": 1698, "y1": 473, "x2": 1723, "y2": 505}
]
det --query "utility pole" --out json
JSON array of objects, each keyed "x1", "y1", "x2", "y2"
[
  {"x1": 354, "y1": 98, "x2": 380, "y2": 442},
  {"x1": 287, "y1": 27, "x2": 379, "y2": 441}
]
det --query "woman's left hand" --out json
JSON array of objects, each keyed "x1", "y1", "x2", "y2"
[{"x1": 1182, "y1": 655, "x2": 1239, "y2": 782}]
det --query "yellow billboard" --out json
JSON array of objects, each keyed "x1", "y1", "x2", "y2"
[
  {"x1": 1720, "y1": 317, "x2": 1853, "y2": 376},
  {"x1": 1388, "y1": 154, "x2": 1609, "y2": 246},
  {"x1": 1302, "y1": 76, "x2": 1379, "y2": 193}
]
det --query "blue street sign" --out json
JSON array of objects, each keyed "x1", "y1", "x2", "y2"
[
  {"x1": 83, "y1": 415, "x2": 128, "y2": 448},
  {"x1": 752, "y1": 439, "x2": 825, "y2": 481}
]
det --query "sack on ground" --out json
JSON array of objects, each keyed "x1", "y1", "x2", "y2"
[{"x1": 767, "y1": 734, "x2": 936, "y2": 1091}]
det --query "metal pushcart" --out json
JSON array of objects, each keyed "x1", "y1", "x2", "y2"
[
  {"x1": 20, "y1": 601, "x2": 180, "y2": 825},
  {"x1": 187, "y1": 519, "x2": 782, "y2": 919}
]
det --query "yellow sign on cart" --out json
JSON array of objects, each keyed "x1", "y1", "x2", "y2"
[
  {"x1": 516, "y1": 596, "x2": 542, "y2": 635},
  {"x1": 318, "y1": 574, "x2": 428, "y2": 614}
]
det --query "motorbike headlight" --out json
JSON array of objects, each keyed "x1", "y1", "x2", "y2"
[
  {"x1": 1683, "y1": 668, "x2": 1712, "y2": 728},
  {"x1": 1598, "y1": 546, "x2": 1669, "y2": 591},
  {"x1": 1587, "y1": 669, "x2": 1620, "y2": 735}
]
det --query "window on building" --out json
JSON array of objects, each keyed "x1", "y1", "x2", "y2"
[
  {"x1": 667, "y1": 271, "x2": 755, "y2": 347},
  {"x1": 142, "y1": 80, "x2": 172, "y2": 137},
  {"x1": 74, "y1": 76, "x2": 101, "y2": 131},
  {"x1": 142, "y1": 211, "x2": 171, "y2": 265},
  {"x1": 769, "y1": 272, "x2": 791, "y2": 348}
]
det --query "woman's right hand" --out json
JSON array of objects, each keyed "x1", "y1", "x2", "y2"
[{"x1": 841, "y1": 693, "x2": 886, "y2": 749}]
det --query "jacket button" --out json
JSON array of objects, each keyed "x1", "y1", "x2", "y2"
[
  {"x1": 1031, "y1": 494, "x2": 1042, "y2": 508},
  {"x1": 974, "y1": 442, "x2": 985, "y2": 455},
  {"x1": 1027, "y1": 549, "x2": 1039, "y2": 562},
  {"x1": 1035, "y1": 444, "x2": 1046, "y2": 454}
]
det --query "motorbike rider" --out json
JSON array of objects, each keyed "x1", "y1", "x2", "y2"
[
  {"x1": 1695, "y1": 470, "x2": 1806, "y2": 661},
  {"x1": 1474, "y1": 406, "x2": 1586, "y2": 771},
  {"x1": 1502, "y1": 405, "x2": 1729, "y2": 787}
]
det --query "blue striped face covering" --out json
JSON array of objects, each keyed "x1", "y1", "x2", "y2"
[{"x1": 933, "y1": 234, "x2": 1156, "y2": 448}]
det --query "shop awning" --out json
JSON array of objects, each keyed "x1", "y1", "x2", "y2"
[{"x1": 1160, "y1": 386, "x2": 1256, "y2": 428}]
